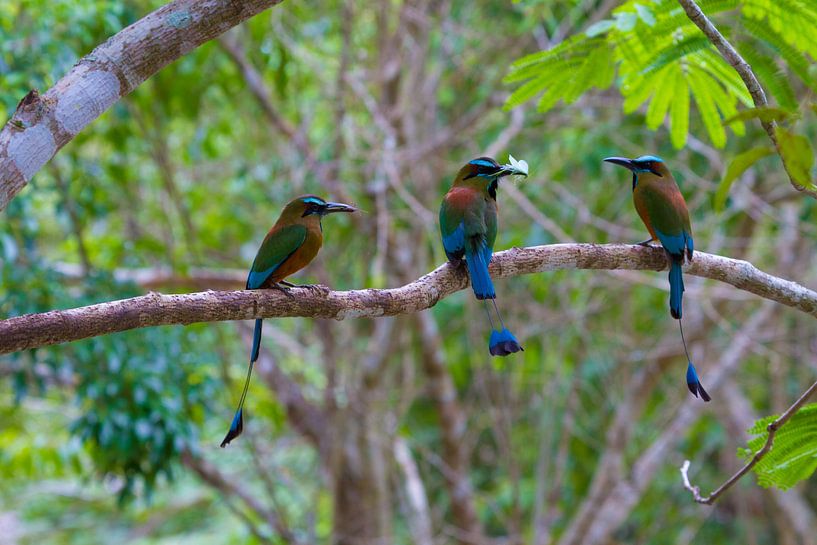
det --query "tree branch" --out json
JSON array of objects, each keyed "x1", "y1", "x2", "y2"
[
  {"x1": 2, "y1": 243, "x2": 816, "y2": 355},
  {"x1": 680, "y1": 378, "x2": 817, "y2": 505},
  {"x1": 676, "y1": 0, "x2": 817, "y2": 199},
  {"x1": 0, "y1": 0, "x2": 287, "y2": 211}
]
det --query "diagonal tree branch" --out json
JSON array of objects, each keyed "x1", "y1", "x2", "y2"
[
  {"x1": 680, "y1": 378, "x2": 817, "y2": 505},
  {"x1": 1, "y1": 243, "x2": 816, "y2": 355},
  {"x1": 0, "y1": 0, "x2": 287, "y2": 211},
  {"x1": 676, "y1": 0, "x2": 817, "y2": 199}
]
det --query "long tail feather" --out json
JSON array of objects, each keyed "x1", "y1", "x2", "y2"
[
  {"x1": 486, "y1": 299, "x2": 523, "y2": 357},
  {"x1": 489, "y1": 327, "x2": 523, "y2": 356},
  {"x1": 669, "y1": 258, "x2": 684, "y2": 319},
  {"x1": 465, "y1": 249, "x2": 495, "y2": 300},
  {"x1": 221, "y1": 319, "x2": 263, "y2": 447},
  {"x1": 250, "y1": 318, "x2": 263, "y2": 363},
  {"x1": 679, "y1": 320, "x2": 711, "y2": 402}
]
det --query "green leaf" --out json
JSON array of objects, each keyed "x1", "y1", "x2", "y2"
[
  {"x1": 585, "y1": 20, "x2": 615, "y2": 37},
  {"x1": 740, "y1": 403, "x2": 817, "y2": 490},
  {"x1": 634, "y1": 4, "x2": 656, "y2": 26},
  {"x1": 776, "y1": 126, "x2": 816, "y2": 189},
  {"x1": 615, "y1": 11, "x2": 638, "y2": 32},
  {"x1": 640, "y1": 36, "x2": 711, "y2": 76},
  {"x1": 504, "y1": 72, "x2": 551, "y2": 110},
  {"x1": 670, "y1": 76, "x2": 690, "y2": 148},
  {"x1": 714, "y1": 146, "x2": 774, "y2": 211},
  {"x1": 645, "y1": 66, "x2": 678, "y2": 129},
  {"x1": 739, "y1": 47, "x2": 799, "y2": 111},
  {"x1": 687, "y1": 66, "x2": 727, "y2": 147}
]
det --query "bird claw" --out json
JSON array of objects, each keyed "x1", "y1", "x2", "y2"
[
  {"x1": 302, "y1": 283, "x2": 330, "y2": 295},
  {"x1": 272, "y1": 283, "x2": 295, "y2": 298},
  {"x1": 277, "y1": 282, "x2": 330, "y2": 296}
]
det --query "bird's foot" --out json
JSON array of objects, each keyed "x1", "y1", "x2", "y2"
[
  {"x1": 635, "y1": 238, "x2": 655, "y2": 247},
  {"x1": 271, "y1": 283, "x2": 295, "y2": 298},
  {"x1": 302, "y1": 283, "x2": 330, "y2": 296},
  {"x1": 280, "y1": 282, "x2": 330, "y2": 296}
]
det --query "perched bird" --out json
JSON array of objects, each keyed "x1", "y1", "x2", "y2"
[
  {"x1": 603, "y1": 155, "x2": 709, "y2": 401},
  {"x1": 439, "y1": 156, "x2": 528, "y2": 356},
  {"x1": 221, "y1": 195, "x2": 356, "y2": 447}
]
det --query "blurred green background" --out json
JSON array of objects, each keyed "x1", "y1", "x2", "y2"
[{"x1": 1, "y1": 0, "x2": 816, "y2": 543}]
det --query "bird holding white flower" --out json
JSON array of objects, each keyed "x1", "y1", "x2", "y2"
[
  {"x1": 506, "y1": 154, "x2": 529, "y2": 177},
  {"x1": 439, "y1": 155, "x2": 529, "y2": 356}
]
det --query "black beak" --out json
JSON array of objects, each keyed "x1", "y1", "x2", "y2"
[
  {"x1": 322, "y1": 201, "x2": 357, "y2": 214},
  {"x1": 603, "y1": 157, "x2": 636, "y2": 171}
]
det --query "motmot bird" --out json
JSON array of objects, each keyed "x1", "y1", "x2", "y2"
[
  {"x1": 221, "y1": 195, "x2": 356, "y2": 447},
  {"x1": 603, "y1": 155, "x2": 710, "y2": 402},
  {"x1": 439, "y1": 157, "x2": 527, "y2": 356}
]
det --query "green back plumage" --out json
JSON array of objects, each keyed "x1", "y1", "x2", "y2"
[
  {"x1": 634, "y1": 174, "x2": 691, "y2": 236},
  {"x1": 246, "y1": 224, "x2": 307, "y2": 289},
  {"x1": 440, "y1": 186, "x2": 497, "y2": 258}
]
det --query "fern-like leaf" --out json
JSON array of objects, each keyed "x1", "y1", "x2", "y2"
[
  {"x1": 740, "y1": 403, "x2": 817, "y2": 490},
  {"x1": 505, "y1": 0, "x2": 817, "y2": 149}
]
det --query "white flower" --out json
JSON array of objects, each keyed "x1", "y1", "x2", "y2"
[{"x1": 506, "y1": 154, "x2": 529, "y2": 176}]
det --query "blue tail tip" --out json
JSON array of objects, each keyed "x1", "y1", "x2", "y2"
[
  {"x1": 220, "y1": 408, "x2": 244, "y2": 448},
  {"x1": 489, "y1": 328, "x2": 523, "y2": 357},
  {"x1": 686, "y1": 363, "x2": 711, "y2": 402}
]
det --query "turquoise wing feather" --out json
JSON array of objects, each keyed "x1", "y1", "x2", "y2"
[
  {"x1": 440, "y1": 200, "x2": 466, "y2": 260},
  {"x1": 246, "y1": 224, "x2": 307, "y2": 289}
]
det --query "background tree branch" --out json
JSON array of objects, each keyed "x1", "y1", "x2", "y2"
[
  {"x1": 0, "y1": 0, "x2": 287, "y2": 211},
  {"x1": 676, "y1": 0, "x2": 817, "y2": 198},
  {"x1": 2, "y1": 243, "x2": 816, "y2": 355}
]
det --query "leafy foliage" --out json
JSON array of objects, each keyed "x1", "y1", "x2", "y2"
[
  {"x1": 2, "y1": 0, "x2": 817, "y2": 542},
  {"x1": 1, "y1": 191, "x2": 219, "y2": 502},
  {"x1": 506, "y1": 0, "x2": 817, "y2": 149},
  {"x1": 775, "y1": 126, "x2": 816, "y2": 190},
  {"x1": 740, "y1": 403, "x2": 817, "y2": 490},
  {"x1": 713, "y1": 145, "x2": 774, "y2": 210}
]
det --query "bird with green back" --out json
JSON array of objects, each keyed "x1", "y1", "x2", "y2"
[
  {"x1": 439, "y1": 156, "x2": 528, "y2": 357},
  {"x1": 603, "y1": 155, "x2": 710, "y2": 402},
  {"x1": 221, "y1": 195, "x2": 356, "y2": 447}
]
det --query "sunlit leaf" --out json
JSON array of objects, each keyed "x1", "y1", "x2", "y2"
[
  {"x1": 634, "y1": 3, "x2": 656, "y2": 26},
  {"x1": 739, "y1": 403, "x2": 817, "y2": 490},
  {"x1": 586, "y1": 19, "x2": 615, "y2": 37},
  {"x1": 776, "y1": 126, "x2": 816, "y2": 189},
  {"x1": 670, "y1": 78, "x2": 690, "y2": 148},
  {"x1": 714, "y1": 146, "x2": 775, "y2": 211}
]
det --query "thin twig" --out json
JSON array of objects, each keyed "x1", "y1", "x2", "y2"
[
  {"x1": 681, "y1": 378, "x2": 817, "y2": 504},
  {"x1": 676, "y1": 0, "x2": 817, "y2": 198}
]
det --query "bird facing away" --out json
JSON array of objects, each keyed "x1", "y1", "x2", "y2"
[
  {"x1": 439, "y1": 157, "x2": 527, "y2": 356},
  {"x1": 603, "y1": 155, "x2": 710, "y2": 402},
  {"x1": 221, "y1": 195, "x2": 356, "y2": 447}
]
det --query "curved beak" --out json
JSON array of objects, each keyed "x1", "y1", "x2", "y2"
[
  {"x1": 603, "y1": 157, "x2": 636, "y2": 171},
  {"x1": 322, "y1": 201, "x2": 357, "y2": 215}
]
